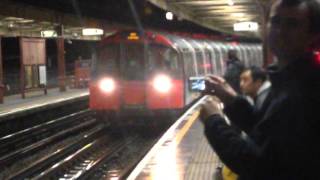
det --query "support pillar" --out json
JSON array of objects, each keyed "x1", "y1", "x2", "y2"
[
  {"x1": 57, "y1": 25, "x2": 66, "y2": 92},
  {"x1": 0, "y1": 37, "x2": 3, "y2": 103},
  {"x1": 260, "y1": 2, "x2": 274, "y2": 67}
]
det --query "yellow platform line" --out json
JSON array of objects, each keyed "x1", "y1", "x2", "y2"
[{"x1": 175, "y1": 109, "x2": 200, "y2": 145}]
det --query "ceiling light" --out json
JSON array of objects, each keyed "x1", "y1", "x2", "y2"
[
  {"x1": 227, "y1": 0, "x2": 234, "y2": 6},
  {"x1": 82, "y1": 28, "x2": 104, "y2": 36},
  {"x1": 166, "y1": 12, "x2": 174, "y2": 21},
  {"x1": 18, "y1": 19, "x2": 35, "y2": 23},
  {"x1": 41, "y1": 30, "x2": 57, "y2": 37},
  {"x1": 233, "y1": 22, "x2": 258, "y2": 32}
]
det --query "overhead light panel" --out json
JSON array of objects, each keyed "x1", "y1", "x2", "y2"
[
  {"x1": 234, "y1": 22, "x2": 258, "y2": 31},
  {"x1": 82, "y1": 28, "x2": 104, "y2": 36}
]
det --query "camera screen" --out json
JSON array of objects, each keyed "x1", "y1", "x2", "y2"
[{"x1": 191, "y1": 79, "x2": 206, "y2": 91}]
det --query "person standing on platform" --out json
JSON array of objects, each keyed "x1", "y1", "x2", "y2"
[
  {"x1": 200, "y1": 0, "x2": 320, "y2": 179},
  {"x1": 224, "y1": 50, "x2": 244, "y2": 94},
  {"x1": 239, "y1": 66, "x2": 271, "y2": 110}
]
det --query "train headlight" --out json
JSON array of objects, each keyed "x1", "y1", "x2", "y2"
[
  {"x1": 153, "y1": 74, "x2": 172, "y2": 93},
  {"x1": 99, "y1": 78, "x2": 115, "y2": 93}
]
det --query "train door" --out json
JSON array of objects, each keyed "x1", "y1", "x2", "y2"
[
  {"x1": 120, "y1": 43, "x2": 146, "y2": 108},
  {"x1": 239, "y1": 45, "x2": 249, "y2": 67}
]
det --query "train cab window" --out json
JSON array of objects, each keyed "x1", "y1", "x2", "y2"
[
  {"x1": 96, "y1": 45, "x2": 119, "y2": 77},
  {"x1": 148, "y1": 45, "x2": 181, "y2": 78}
]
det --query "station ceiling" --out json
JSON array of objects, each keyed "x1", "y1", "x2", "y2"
[
  {"x1": 0, "y1": 0, "x2": 266, "y2": 40},
  {"x1": 148, "y1": 0, "x2": 270, "y2": 38}
]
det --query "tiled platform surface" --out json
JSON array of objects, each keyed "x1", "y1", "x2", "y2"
[{"x1": 128, "y1": 96, "x2": 221, "y2": 180}]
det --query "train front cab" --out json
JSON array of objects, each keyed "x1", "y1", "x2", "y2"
[{"x1": 89, "y1": 32, "x2": 185, "y2": 121}]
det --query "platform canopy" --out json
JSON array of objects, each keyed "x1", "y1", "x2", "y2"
[{"x1": 147, "y1": 0, "x2": 270, "y2": 38}]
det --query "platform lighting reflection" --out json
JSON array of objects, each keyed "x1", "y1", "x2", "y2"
[
  {"x1": 151, "y1": 141, "x2": 180, "y2": 180},
  {"x1": 153, "y1": 74, "x2": 172, "y2": 93},
  {"x1": 99, "y1": 78, "x2": 115, "y2": 93},
  {"x1": 166, "y1": 12, "x2": 174, "y2": 21}
]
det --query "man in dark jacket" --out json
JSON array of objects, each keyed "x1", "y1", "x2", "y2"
[
  {"x1": 200, "y1": 0, "x2": 320, "y2": 179},
  {"x1": 224, "y1": 50, "x2": 244, "y2": 93}
]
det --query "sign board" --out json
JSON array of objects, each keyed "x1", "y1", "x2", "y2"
[{"x1": 20, "y1": 38, "x2": 46, "y2": 65}]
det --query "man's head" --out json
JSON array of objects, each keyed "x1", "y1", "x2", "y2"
[
  {"x1": 268, "y1": 0, "x2": 320, "y2": 67},
  {"x1": 240, "y1": 66, "x2": 267, "y2": 98},
  {"x1": 228, "y1": 49, "x2": 238, "y2": 60}
]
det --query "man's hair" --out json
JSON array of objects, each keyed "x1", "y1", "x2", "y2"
[
  {"x1": 280, "y1": 0, "x2": 320, "y2": 34},
  {"x1": 243, "y1": 66, "x2": 267, "y2": 82}
]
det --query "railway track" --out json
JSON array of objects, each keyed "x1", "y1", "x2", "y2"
[
  {"x1": 9, "y1": 131, "x2": 156, "y2": 180},
  {"x1": 0, "y1": 108, "x2": 164, "y2": 179},
  {"x1": 0, "y1": 109, "x2": 101, "y2": 179}
]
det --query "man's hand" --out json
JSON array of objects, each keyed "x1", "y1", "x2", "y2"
[
  {"x1": 200, "y1": 97, "x2": 224, "y2": 123},
  {"x1": 204, "y1": 75, "x2": 237, "y2": 106}
]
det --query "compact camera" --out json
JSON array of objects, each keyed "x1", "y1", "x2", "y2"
[{"x1": 189, "y1": 77, "x2": 206, "y2": 92}]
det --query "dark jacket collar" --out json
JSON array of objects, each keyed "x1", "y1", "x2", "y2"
[{"x1": 267, "y1": 57, "x2": 320, "y2": 90}]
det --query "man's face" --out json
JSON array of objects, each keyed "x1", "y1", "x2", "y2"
[
  {"x1": 268, "y1": 0, "x2": 313, "y2": 62},
  {"x1": 240, "y1": 70, "x2": 261, "y2": 98}
]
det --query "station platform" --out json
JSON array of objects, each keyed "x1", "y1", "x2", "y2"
[
  {"x1": 128, "y1": 96, "x2": 221, "y2": 180},
  {"x1": 0, "y1": 88, "x2": 89, "y2": 120}
]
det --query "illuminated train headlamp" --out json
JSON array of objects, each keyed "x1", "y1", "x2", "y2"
[
  {"x1": 99, "y1": 78, "x2": 115, "y2": 93},
  {"x1": 153, "y1": 74, "x2": 172, "y2": 93}
]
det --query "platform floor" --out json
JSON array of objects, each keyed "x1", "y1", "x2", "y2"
[
  {"x1": 128, "y1": 97, "x2": 221, "y2": 180},
  {"x1": 0, "y1": 88, "x2": 89, "y2": 117}
]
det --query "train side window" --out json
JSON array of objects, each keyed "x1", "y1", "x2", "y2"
[
  {"x1": 195, "y1": 51, "x2": 205, "y2": 75},
  {"x1": 182, "y1": 51, "x2": 196, "y2": 77},
  {"x1": 212, "y1": 45, "x2": 223, "y2": 75},
  {"x1": 204, "y1": 49, "x2": 213, "y2": 74}
]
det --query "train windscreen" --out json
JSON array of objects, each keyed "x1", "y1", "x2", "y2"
[{"x1": 95, "y1": 45, "x2": 119, "y2": 77}]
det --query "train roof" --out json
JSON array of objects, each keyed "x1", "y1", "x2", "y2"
[{"x1": 100, "y1": 29, "x2": 261, "y2": 51}]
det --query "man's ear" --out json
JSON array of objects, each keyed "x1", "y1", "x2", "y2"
[{"x1": 254, "y1": 79, "x2": 263, "y2": 87}]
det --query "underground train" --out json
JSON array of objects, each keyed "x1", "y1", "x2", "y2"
[{"x1": 89, "y1": 30, "x2": 262, "y2": 121}]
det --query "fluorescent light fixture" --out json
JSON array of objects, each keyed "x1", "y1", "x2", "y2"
[
  {"x1": 41, "y1": 30, "x2": 57, "y2": 37},
  {"x1": 166, "y1": 12, "x2": 173, "y2": 21},
  {"x1": 82, "y1": 28, "x2": 104, "y2": 36},
  {"x1": 233, "y1": 22, "x2": 258, "y2": 32}
]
